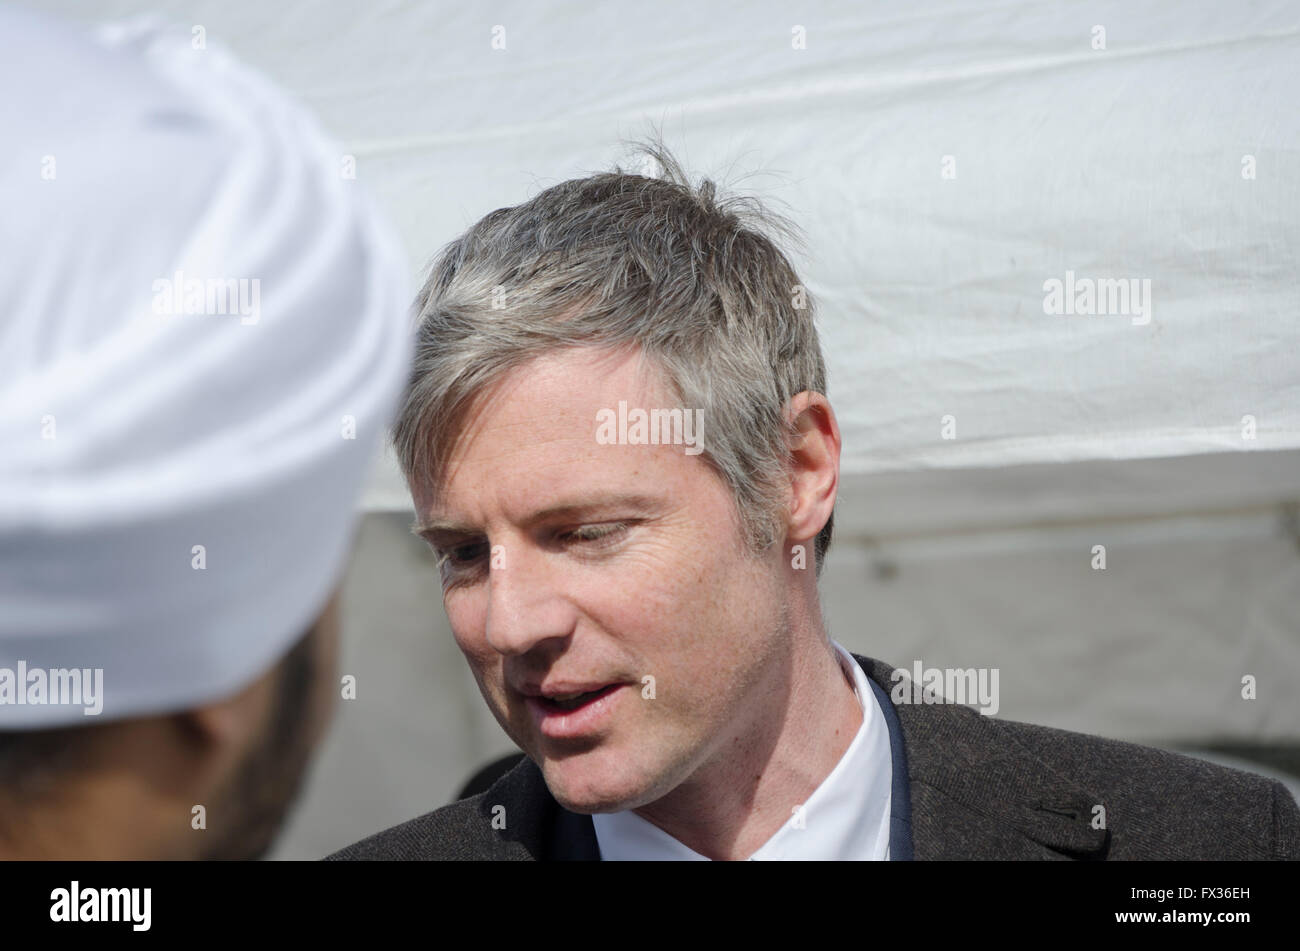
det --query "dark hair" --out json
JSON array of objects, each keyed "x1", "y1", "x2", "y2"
[{"x1": 0, "y1": 621, "x2": 318, "y2": 846}]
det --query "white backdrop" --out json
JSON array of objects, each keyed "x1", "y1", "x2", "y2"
[{"x1": 28, "y1": 0, "x2": 1300, "y2": 744}]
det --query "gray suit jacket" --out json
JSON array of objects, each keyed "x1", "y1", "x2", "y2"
[{"x1": 327, "y1": 654, "x2": 1300, "y2": 860}]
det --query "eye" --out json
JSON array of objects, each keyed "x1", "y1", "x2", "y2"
[
  {"x1": 435, "y1": 540, "x2": 489, "y2": 572},
  {"x1": 433, "y1": 542, "x2": 490, "y2": 591},
  {"x1": 433, "y1": 523, "x2": 636, "y2": 587},
  {"x1": 560, "y1": 523, "x2": 630, "y2": 546}
]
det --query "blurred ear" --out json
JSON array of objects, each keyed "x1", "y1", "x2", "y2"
[
  {"x1": 784, "y1": 391, "x2": 840, "y2": 560},
  {"x1": 171, "y1": 667, "x2": 278, "y2": 753}
]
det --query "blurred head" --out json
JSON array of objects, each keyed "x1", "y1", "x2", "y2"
[
  {"x1": 399, "y1": 144, "x2": 839, "y2": 812},
  {"x1": 0, "y1": 9, "x2": 411, "y2": 856},
  {"x1": 197, "y1": 594, "x2": 342, "y2": 860},
  {"x1": 0, "y1": 595, "x2": 340, "y2": 860}
]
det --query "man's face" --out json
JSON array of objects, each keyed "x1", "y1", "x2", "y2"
[{"x1": 412, "y1": 346, "x2": 791, "y2": 813}]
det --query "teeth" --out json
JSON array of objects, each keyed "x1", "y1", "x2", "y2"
[
  {"x1": 545, "y1": 689, "x2": 601, "y2": 710},
  {"x1": 536, "y1": 685, "x2": 619, "y2": 709}
]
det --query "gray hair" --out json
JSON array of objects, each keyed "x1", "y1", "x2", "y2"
[{"x1": 394, "y1": 141, "x2": 833, "y2": 575}]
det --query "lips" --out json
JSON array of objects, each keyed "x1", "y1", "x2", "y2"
[
  {"x1": 534, "y1": 683, "x2": 621, "y2": 711},
  {"x1": 517, "y1": 679, "x2": 622, "y2": 701},
  {"x1": 521, "y1": 682, "x2": 628, "y2": 739}
]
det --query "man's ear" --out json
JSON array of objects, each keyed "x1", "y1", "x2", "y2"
[
  {"x1": 171, "y1": 668, "x2": 278, "y2": 754},
  {"x1": 784, "y1": 391, "x2": 840, "y2": 559}
]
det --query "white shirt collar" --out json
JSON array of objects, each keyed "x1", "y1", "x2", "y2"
[{"x1": 591, "y1": 640, "x2": 892, "y2": 860}]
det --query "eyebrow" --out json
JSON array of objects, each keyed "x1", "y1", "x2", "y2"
[{"x1": 412, "y1": 492, "x2": 664, "y2": 541}]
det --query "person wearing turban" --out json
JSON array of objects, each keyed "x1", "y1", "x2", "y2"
[{"x1": 0, "y1": 8, "x2": 412, "y2": 860}]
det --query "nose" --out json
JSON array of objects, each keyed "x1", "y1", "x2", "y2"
[{"x1": 483, "y1": 541, "x2": 576, "y2": 656}]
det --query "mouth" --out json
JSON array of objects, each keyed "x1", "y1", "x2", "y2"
[
  {"x1": 523, "y1": 683, "x2": 627, "y2": 739},
  {"x1": 535, "y1": 683, "x2": 622, "y2": 712}
]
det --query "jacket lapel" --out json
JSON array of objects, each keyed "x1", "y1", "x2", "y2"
[
  {"x1": 864, "y1": 675, "x2": 914, "y2": 859},
  {"x1": 853, "y1": 654, "x2": 1110, "y2": 860},
  {"x1": 548, "y1": 805, "x2": 601, "y2": 860}
]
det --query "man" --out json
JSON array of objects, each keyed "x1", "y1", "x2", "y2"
[
  {"x1": 0, "y1": 8, "x2": 411, "y2": 859},
  {"x1": 329, "y1": 146, "x2": 1299, "y2": 861}
]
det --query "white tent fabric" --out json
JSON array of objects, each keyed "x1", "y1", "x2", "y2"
[
  {"x1": 31, "y1": 0, "x2": 1300, "y2": 515},
  {"x1": 27, "y1": 0, "x2": 1300, "y2": 743}
]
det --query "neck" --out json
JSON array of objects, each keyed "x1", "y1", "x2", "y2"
[{"x1": 632, "y1": 627, "x2": 862, "y2": 860}]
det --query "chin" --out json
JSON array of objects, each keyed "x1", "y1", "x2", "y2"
[{"x1": 540, "y1": 752, "x2": 653, "y2": 815}]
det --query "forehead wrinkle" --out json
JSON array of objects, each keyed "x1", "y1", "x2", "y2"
[
  {"x1": 421, "y1": 399, "x2": 604, "y2": 533},
  {"x1": 417, "y1": 344, "x2": 683, "y2": 533},
  {"x1": 419, "y1": 355, "x2": 568, "y2": 515}
]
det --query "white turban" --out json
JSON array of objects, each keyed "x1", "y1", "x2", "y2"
[{"x1": 0, "y1": 9, "x2": 413, "y2": 727}]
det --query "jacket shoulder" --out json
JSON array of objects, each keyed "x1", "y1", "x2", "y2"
[
  {"x1": 324, "y1": 756, "x2": 553, "y2": 860},
  {"x1": 324, "y1": 796, "x2": 490, "y2": 861},
  {"x1": 855, "y1": 652, "x2": 1298, "y2": 859},
  {"x1": 990, "y1": 715, "x2": 1300, "y2": 859}
]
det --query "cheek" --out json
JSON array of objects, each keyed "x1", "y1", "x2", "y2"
[
  {"x1": 587, "y1": 546, "x2": 751, "y2": 683},
  {"x1": 651, "y1": 545, "x2": 781, "y2": 685},
  {"x1": 563, "y1": 552, "x2": 697, "y2": 650},
  {"x1": 444, "y1": 590, "x2": 487, "y2": 651},
  {"x1": 443, "y1": 594, "x2": 503, "y2": 695}
]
